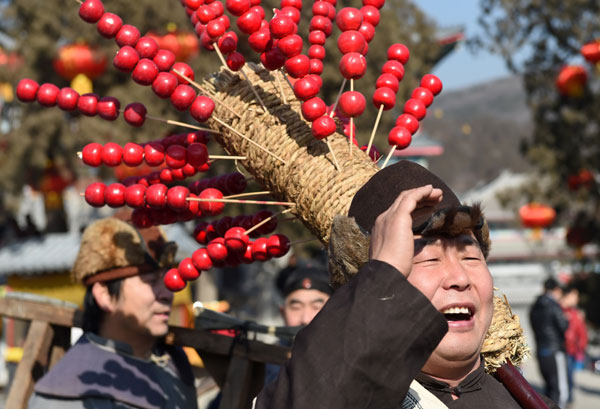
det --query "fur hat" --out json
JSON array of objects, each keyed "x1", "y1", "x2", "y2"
[
  {"x1": 72, "y1": 217, "x2": 177, "y2": 286},
  {"x1": 328, "y1": 160, "x2": 490, "y2": 289}
]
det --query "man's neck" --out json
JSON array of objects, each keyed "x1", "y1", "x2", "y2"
[
  {"x1": 421, "y1": 355, "x2": 481, "y2": 388},
  {"x1": 99, "y1": 321, "x2": 156, "y2": 359}
]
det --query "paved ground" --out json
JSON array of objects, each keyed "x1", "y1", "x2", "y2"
[{"x1": 521, "y1": 357, "x2": 600, "y2": 409}]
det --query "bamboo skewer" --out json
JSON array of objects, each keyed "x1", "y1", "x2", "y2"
[
  {"x1": 244, "y1": 208, "x2": 292, "y2": 235},
  {"x1": 223, "y1": 191, "x2": 272, "y2": 199},
  {"x1": 144, "y1": 114, "x2": 221, "y2": 134},
  {"x1": 381, "y1": 145, "x2": 397, "y2": 168},
  {"x1": 366, "y1": 105, "x2": 384, "y2": 155},
  {"x1": 187, "y1": 197, "x2": 296, "y2": 206},
  {"x1": 329, "y1": 78, "x2": 347, "y2": 117}
]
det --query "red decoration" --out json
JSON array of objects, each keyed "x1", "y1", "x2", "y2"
[
  {"x1": 147, "y1": 30, "x2": 199, "y2": 62},
  {"x1": 519, "y1": 203, "x2": 556, "y2": 228},
  {"x1": 556, "y1": 65, "x2": 587, "y2": 97},
  {"x1": 581, "y1": 41, "x2": 600, "y2": 64}
]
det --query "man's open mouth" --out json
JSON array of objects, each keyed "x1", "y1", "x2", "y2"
[{"x1": 441, "y1": 306, "x2": 474, "y2": 322}]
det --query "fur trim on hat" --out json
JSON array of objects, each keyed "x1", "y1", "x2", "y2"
[
  {"x1": 72, "y1": 218, "x2": 148, "y2": 284},
  {"x1": 328, "y1": 203, "x2": 491, "y2": 289}
]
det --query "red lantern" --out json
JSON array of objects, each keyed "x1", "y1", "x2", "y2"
[
  {"x1": 147, "y1": 31, "x2": 199, "y2": 61},
  {"x1": 581, "y1": 41, "x2": 600, "y2": 64},
  {"x1": 519, "y1": 203, "x2": 556, "y2": 229},
  {"x1": 556, "y1": 65, "x2": 587, "y2": 97},
  {"x1": 53, "y1": 43, "x2": 107, "y2": 81}
]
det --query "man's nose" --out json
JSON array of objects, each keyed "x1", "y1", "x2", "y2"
[
  {"x1": 300, "y1": 309, "x2": 316, "y2": 326},
  {"x1": 442, "y1": 258, "x2": 471, "y2": 290}
]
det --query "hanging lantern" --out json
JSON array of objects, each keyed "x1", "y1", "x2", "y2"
[
  {"x1": 519, "y1": 203, "x2": 556, "y2": 229},
  {"x1": 581, "y1": 41, "x2": 600, "y2": 64},
  {"x1": 53, "y1": 43, "x2": 107, "y2": 81},
  {"x1": 556, "y1": 65, "x2": 587, "y2": 97},
  {"x1": 147, "y1": 31, "x2": 199, "y2": 62}
]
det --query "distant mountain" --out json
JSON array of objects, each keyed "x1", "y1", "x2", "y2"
[{"x1": 421, "y1": 75, "x2": 534, "y2": 194}]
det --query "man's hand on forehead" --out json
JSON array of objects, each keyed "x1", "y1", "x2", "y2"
[{"x1": 369, "y1": 185, "x2": 443, "y2": 277}]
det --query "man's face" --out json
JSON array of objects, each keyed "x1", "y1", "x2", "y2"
[
  {"x1": 112, "y1": 270, "x2": 174, "y2": 338},
  {"x1": 409, "y1": 233, "x2": 494, "y2": 376},
  {"x1": 281, "y1": 288, "x2": 330, "y2": 327}
]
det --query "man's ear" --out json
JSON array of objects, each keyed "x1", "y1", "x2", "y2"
[
  {"x1": 91, "y1": 282, "x2": 116, "y2": 313},
  {"x1": 279, "y1": 305, "x2": 285, "y2": 320}
]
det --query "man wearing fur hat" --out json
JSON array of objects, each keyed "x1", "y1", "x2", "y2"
[
  {"x1": 29, "y1": 217, "x2": 198, "y2": 409},
  {"x1": 257, "y1": 161, "x2": 558, "y2": 409}
]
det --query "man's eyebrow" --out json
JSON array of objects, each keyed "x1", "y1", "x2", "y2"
[
  {"x1": 414, "y1": 237, "x2": 439, "y2": 254},
  {"x1": 456, "y1": 235, "x2": 479, "y2": 246}
]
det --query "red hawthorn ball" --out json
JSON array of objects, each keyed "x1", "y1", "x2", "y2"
[
  {"x1": 167, "y1": 186, "x2": 190, "y2": 212},
  {"x1": 301, "y1": 97, "x2": 327, "y2": 122},
  {"x1": 387, "y1": 43, "x2": 410, "y2": 64},
  {"x1": 339, "y1": 52, "x2": 367, "y2": 80},
  {"x1": 178, "y1": 258, "x2": 200, "y2": 281},
  {"x1": 57, "y1": 87, "x2": 79, "y2": 111},
  {"x1": 206, "y1": 20, "x2": 226, "y2": 38},
  {"x1": 248, "y1": 29, "x2": 272, "y2": 53},
  {"x1": 77, "y1": 93, "x2": 99, "y2": 116},
  {"x1": 339, "y1": 91, "x2": 366, "y2": 118},
  {"x1": 225, "y1": 173, "x2": 247, "y2": 195},
  {"x1": 403, "y1": 98, "x2": 427, "y2": 120},
  {"x1": 360, "y1": 144, "x2": 381, "y2": 162},
  {"x1": 241, "y1": 243, "x2": 254, "y2": 264},
  {"x1": 144, "y1": 142, "x2": 165, "y2": 166},
  {"x1": 326, "y1": 2, "x2": 336, "y2": 20},
  {"x1": 260, "y1": 48, "x2": 286, "y2": 71},
  {"x1": 115, "y1": 24, "x2": 140, "y2": 47},
  {"x1": 124, "y1": 183, "x2": 146, "y2": 208},
  {"x1": 78, "y1": 0, "x2": 104, "y2": 23},
  {"x1": 363, "y1": 0, "x2": 385, "y2": 8},
  {"x1": 358, "y1": 22, "x2": 375, "y2": 43},
  {"x1": 388, "y1": 126, "x2": 412, "y2": 149},
  {"x1": 36, "y1": 83, "x2": 59, "y2": 107},
  {"x1": 309, "y1": 16, "x2": 332, "y2": 37},
  {"x1": 135, "y1": 36, "x2": 159, "y2": 59},
  {"x1": 196, "y1": 5, "x2": 216, "y2": 24},
  {"x1": 237, "y1": 9, "x2": 263, "y2": 34},
  {"x1": 153, "y1": 49, "x2": 176, "y2": 72},
  {"x1": 226, "y1": 0, "x2": 251, "y2": 16},
  {"x1": 159, "y1": 168, "x2": 174, "y2": 184},
  {"x1": 250, "y1": 5, "x2": 266, "y2": 19},
  {"x1": 101, "y1": 142, "x2": 123, "y2": 166},
  {"x1": 207, "y1": 238, "x2": 228, "y2": 262},
  {"x1": 132, "y1": 58, "x2": 159, "y2": 85},
  {"x1": 281, "y1": 0, "x2": 302, "y2": 8},
  {"x1": 277, "y1": 34, "x2": 303, "y2": 58},
  {"x1": 171, "y1": 168, "x2": 186, "y2": 181},
  {"x1": 190, "y1": 96, "x2": 215, "y2": 123},
  {"x1": 337, "y1": 30, "x2": 366, "y2": 54},
  {"x1": 182, "y1": 164, "x2": 198, "y2": 178},
  {"x1": 218, "y1": 32, "x2": 238, "y2": 54},
  {"x1": 113, "y1": 45, "x2": 139, "y2": 72},
  {"x1": 82, "y1": 143, "x2": 103, "y2": 167},
  {"x1": 131, "y1": 208, "x2": 154, "y2": 229},
  {"x1": 267, "y1": 234, "x2": 290, "y2": 257},
  {"x1": 123, "y1": 102, "x2": 147, "y2": 127},
  {"x1": 164, "y1": 268, "x2": 186, "y2": 292},
  {"x1": 280, "y1": 6, "x2": 301, "y2": 24},
  {"x1": 382, "y1": 60, "x2": 405, "y2": 81},
  {"x1": 192, "y1": 248, "x2": 213, "y2": 270},
  {"x1": 186, "y1": 0, "x2": 203, "y2": 10},
  {"x1": 104, "y1": 183, "x2": 126, "y2": 208},
  {"x1": 395, "y1": 113, "x2": 420, "y2": 134},
  {"x1": 187, "y1": 143, "x2": 208, "y2": 168},
  {"x1": 199, "y1": 188, "x2": 225, "y2": 216},
  {"x1": 360, "y1": 5, "x2": 380, "y2": 26},
  {"x1": 308, "y1": 30, "x2": 326, "y2": 45},
  {"x1": 166, "y1": 145, "x2": 187, "y2": 169},
  {"x1": 16, "y1": 79, "x2": 39, "y2": 102},
  {"x1": 270, "y1": 15, "x2": 295, "y2": 39},
  {"x1": 252, "y1": 209, "x2": 278, "y2": 235},
  {"x1": 312, "y1": 1, "x2": 329, "y2": 16},
  {"x1": 309, "y1": 59, "x2": 324, "y2": 75},
  {"x1": 85, "y1": 182, "x2": 105, "y2": 207},
  {"x1": 311, "y1": 115, "x2": 336, "y2": 140},
  {"x1": 293, "y1": 76, "x2": 321, "y2": 101},
  {"x1": 209, "y1": 1, "x2": 225, "y2": 17},
  {"x1": 335, "y1": 7, "x2": 363, "y2": 31},
  {"x1": 284, "y1": 54, "x2": 310, "y2": 78},
  {"x1": 420, "y1": 74, "x2": 443, "y2": 96},
  {"x1": 215, "y1": 216, "x2": 233, "y2": 237},
  {"x1": 97, "y1": 96, "x2": 120, "y2": 121},
  {"x1": 146, "y1": 183, "x2": 168, "y2": 209},
  {"x1": 372, "y1": 87, "x2": 396, "y2": 110},
  {"x1": 170, "y1": 62, "x2": 195, "y2": 85},
  {"x1": 308, "y1": 45, "x2": 326, "y2": 60},
  {"x1": 224, "y1": 227, "x2": 249, "y2": 254},
  {"x1": 376, "y1": 73, "x2": 399, "y2": 93},
  {"x1": 186, "y1": 193, "x2": 200, "y2": 218},
  {"x1": 147, "y1": 171, "x2": 161, "y2": 185},
  {"x1": 251, "y1": 238, "x2": 270, "y2": 261},
  {"x1": 97, "y1": 13, "x2": 123, "y2": 39},
  {"x1": 411, "y1": 86, "x2": 434, "y2": 107},
  {"x1": 226, "y1": 52, "x2": 245, "y2": 71},
  {"x1": 170, "y1": 84, "x2": 196, "y2": 111},
  {"x1": 122, "y1": 142, "x2": 144, "y2": 166}
]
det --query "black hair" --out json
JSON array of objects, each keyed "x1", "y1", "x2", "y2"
[
  {"x1": 543, "y1": 277, "x2": 560, "y2": 291},
  {"x1": 81, "y1": 278, "x2": 123, "y2": 334}
]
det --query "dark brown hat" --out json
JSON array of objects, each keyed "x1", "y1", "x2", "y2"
[{"x1": 328, "y1": 160, "x2": 490, "y2": 289}]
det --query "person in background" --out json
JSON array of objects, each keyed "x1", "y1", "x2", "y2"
[
  {"x1": 560, "y1": 284, "x2": 588, "y2": 407},
  {"x1": 530, "y1": 277, "x2": 570, "y2": 408},
  {"x1": 29, "y1": 216, "x2": 198, "y2": 409}
]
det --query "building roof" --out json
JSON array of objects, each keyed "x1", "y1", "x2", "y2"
[
  {"x1": 0, "y1": 223, "x2": 199, "y2": 277},
  {"x1": 393, "y1": 132, "x2": 444, "y2": 158}
]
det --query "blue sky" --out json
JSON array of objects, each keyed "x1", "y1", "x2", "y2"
[{"x1": 418, "y1": 0, "x2": 511, "y2": 91}]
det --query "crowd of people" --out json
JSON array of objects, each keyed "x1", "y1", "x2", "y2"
[{"x1": 22, "y1": 160, "x2": 592, "y2": 409}]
